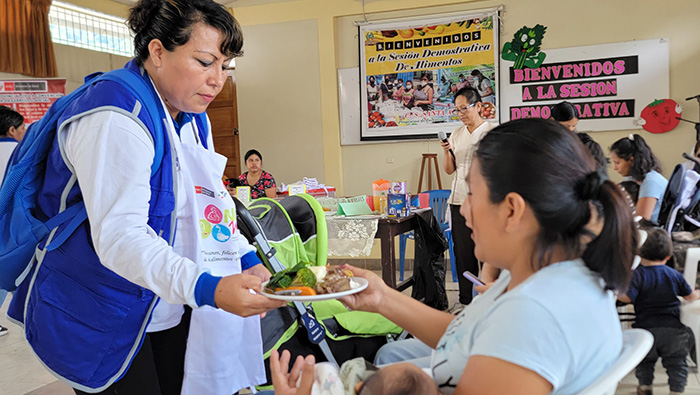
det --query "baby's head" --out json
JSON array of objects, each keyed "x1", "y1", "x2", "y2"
[
  {"x1": 357, "y1": 363, "x2": 439, "y2": 395},
  {"x1": 639, "y1": 227, "x2": 672, "y2": 264}
]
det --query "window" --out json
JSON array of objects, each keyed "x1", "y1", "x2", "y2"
[{"x1": 48, "y1": 1, "x2": 134, "y2": 57}]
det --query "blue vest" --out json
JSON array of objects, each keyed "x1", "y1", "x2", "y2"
[{"x1": 7, "y1": 60, "x2": 207, "y2": 392}]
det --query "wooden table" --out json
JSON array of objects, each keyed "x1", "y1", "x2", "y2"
[{"x1": 375, "y1": 208, "x2": 433, "y2": 291}]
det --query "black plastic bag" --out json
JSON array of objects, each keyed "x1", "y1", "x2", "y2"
[{"x1": 411, "y1": 212, "x2": 449, "y2": 310}]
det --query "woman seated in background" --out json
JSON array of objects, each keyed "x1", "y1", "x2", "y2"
[
  {"x1": 551, "y1": 101, "x2": 580, "y2": 132},
  {"x1": 273, "y1": 118, "x2": 637, "y2": 395},
  {"x1": 610, "y1": 134, "x2": 667, "y2": 223},
  {"x1": 238, "y1": 149, "x2": 277, "y2": 199}
]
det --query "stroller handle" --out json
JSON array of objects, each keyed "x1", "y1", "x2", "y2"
[
  {"x1": 682, "y1": 152, "x2": 700, "y2": 170},
  {"x1": 232, "y1": 197, "x2": 265, "y2": 240}
]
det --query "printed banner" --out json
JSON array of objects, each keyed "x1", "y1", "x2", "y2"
[
  {"x1": 500, "y1": 39, "x2": 669, "y2": 131},
  {"x1": 0, "y1": 79, "x2": 66, "y2": 124},
  {"x1": 359, "y1": 10, "x2": 500, "y2": 140}
]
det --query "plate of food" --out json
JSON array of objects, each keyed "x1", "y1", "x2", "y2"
[{"x1": 260, "y1": 263, "x2": 368, "y2": 302}]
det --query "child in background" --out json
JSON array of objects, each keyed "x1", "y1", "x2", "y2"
[{"x1": 619, "y1": 228, "x2": 700, "y2": 395}]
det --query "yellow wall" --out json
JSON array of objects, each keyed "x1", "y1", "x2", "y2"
[
  {"x1": 55, "y1": 0, "x2": 700, "y2": 191},
  {"x1": 236, "y1": 19, "x2": 326, "y2": 185},
  {"x1": 10, "y1": 0, "x2": 700, "y2": 262},
  {"x1": 229, "y1": 0, "x2": 700, "y2": 194},
  {"x1": 226, "y1": 0, "x2": 700, "y2": 260}
]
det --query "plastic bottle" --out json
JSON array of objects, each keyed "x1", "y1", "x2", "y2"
[{"x1": 372, "y1": 179, "x2": 391, "y2": 213}]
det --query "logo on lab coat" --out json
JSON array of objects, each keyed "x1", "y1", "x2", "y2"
[
  {"x1": 200, "y1": 206, "x2": 237, "y2": 241},
  {"x1": 204, "y1": 205, "x2": 223, "y2": 223}
]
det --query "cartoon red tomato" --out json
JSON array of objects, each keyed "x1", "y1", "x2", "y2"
[{"x1": 640, "y1": 99, "x2": 682, "y2": 134}]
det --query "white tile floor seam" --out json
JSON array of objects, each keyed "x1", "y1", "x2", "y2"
[{"x1": 2, "y1": 271, "x2": 699, "y2": 395}]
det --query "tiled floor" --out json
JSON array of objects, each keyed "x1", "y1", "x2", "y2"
[{"x1": 1, "y1": 274, "x2": 699, "y2": 395}]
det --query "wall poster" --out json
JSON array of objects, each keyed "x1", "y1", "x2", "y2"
[
  {"x1": 359, "y1": 9, "x2": 500, "y2": 141},
  {"x1": 500, "y1": 39, "x2": 670, "y2": 131},
  {"x1": 0, "y1": 79, "x2": 66, "y2": 124}
]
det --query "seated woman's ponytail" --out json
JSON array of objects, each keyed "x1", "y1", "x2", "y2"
[{"x1": 581, "y1": 178, "x2": 637, "y2": 291}]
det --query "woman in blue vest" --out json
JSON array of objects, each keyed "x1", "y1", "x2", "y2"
[{"x1": 7, "y1": 0, "x2": 284, "y2": 394}]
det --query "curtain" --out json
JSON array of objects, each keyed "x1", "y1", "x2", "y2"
[{"x1": 0, "y1": 0, "x2": 57, "y2": 77}]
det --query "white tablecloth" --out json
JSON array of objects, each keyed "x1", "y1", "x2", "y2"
[{"x1": 326, "y1": 215, "x2": 380, "y2": 257}]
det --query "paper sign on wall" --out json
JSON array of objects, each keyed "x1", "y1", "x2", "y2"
[
  {"x1": 500, "y1": 39, "x2": 670, "y2": 131},
  {"x1": 0, "y1": 79, "x2": 66, "y2": 124}
]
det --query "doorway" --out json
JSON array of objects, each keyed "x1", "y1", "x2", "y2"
[{"x1": 208, "y1": 74, "x2": 240, "y2": 178}]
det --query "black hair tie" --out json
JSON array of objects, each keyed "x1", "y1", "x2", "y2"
[{"x1": 576, "y1": 168, "x2": 608, "y2": 201}]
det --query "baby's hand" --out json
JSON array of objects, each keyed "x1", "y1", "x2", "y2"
[{"x1": 270, "y1": 349, "x2": 315, "y2": 395}]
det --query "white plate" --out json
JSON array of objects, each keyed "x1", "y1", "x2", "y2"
[{"x1": 260, "y1": 277, "x2": 368, "y2": 302}]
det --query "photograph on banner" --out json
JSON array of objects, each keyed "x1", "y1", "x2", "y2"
[
  {"x1": 359, "y1": 10, "x2": 500, "y2": 140},
  {"x1": 0, "y1": 79, "x2": 66, "y2": 124},
  {"x1": 499, "y1": 39, "x2": 669, "y2": 132}
]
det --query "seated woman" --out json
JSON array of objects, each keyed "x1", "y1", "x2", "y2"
[
  {"x1": 238, "y1": 149, "x2": 277, "y2": 199},
  {"x1": 610, "y1": 134, "x2": 667, "y2": 223},
  {"x1": 272, "y1": 118, "x2": 637, "y2": 394}
]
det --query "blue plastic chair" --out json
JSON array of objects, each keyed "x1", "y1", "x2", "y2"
[{"x1": 399, "y1": 189, "x2": 457, "y2": 282}]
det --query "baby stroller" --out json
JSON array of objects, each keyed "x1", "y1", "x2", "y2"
[
  {"x1": 658, "y1": 153, "x2": 700, "y2": 233},
  {"x1": 233, "y1": 195, "x2": 401, "y2": 389}
]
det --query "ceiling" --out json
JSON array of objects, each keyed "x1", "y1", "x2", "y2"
[
  {"x1": 111, "y1": 0, "x2": 229, "y2": 4},
  {"x1": 110, "y1": 0, "x2": 295, "y2": 5}
]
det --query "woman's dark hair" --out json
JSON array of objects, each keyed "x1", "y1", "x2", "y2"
[
  {"x1": 226, "y1": 178, "x2": 242, "y2": 187},
  {"x1": 639, "y1": 227, "x2": 672, "y2": 262},
  {"x1": 420, "y1": 72, "x2": 433, "y2": 81},
  {"x1": 475, "y1": 118, "x2": 636, "y2": 291},
  {"x1": 0, "y1": 106, "x2": 24, "y2": 137},
  {"x1": 577, "y1": 132, "x2": 608, "y2": 174},
  {"x1": 128, "y1": 0, "x2": 243, "y2": 66},
  {"x1": 619, "y1": 180, "x2": 639, "y2": 203},
  {"x1": 693, "y1": 139, "x2": 700, "y2": 157},
  {"x1": 470, "y1": 69, "x2": 483, "y2": 80},
  {"x1": 610, "y1": 134, "x2": 662, "y2": 182},
  {"x1": 453, "y1": 87, "x2": 481, "y2": 105},
  {"x1": 244, "y1": 149, "x2": 262, "y2": 162},
  {"x1": 551, "y1": 101, "x2": 580, "y2": 122}
]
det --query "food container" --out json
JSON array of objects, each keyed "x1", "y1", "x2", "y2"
[
  {"x1": 391, "y1": 181, "x2": 407, "y2": 194},
  {"x1": 372, "y1": 179, "x2": 391, "y2": 212},
  {"x1": 387, "y1": 193, "x2": 411, "y2": 217}
]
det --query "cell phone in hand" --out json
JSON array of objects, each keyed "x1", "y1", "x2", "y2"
[{"x1": 462, "y1": 271, "x2": 485, "y2": 286}]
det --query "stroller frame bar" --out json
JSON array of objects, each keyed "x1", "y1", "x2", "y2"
[{"x1": 233, "y1": 197, "x2": 339, "y2": 367}]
